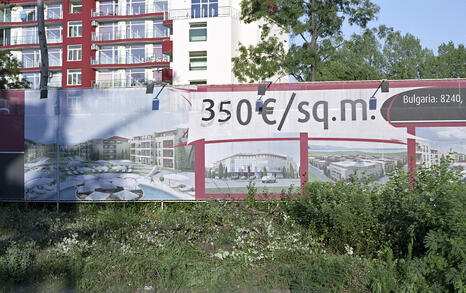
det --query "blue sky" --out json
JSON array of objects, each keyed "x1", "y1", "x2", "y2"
[{"x1": 342, "y1": 0, "x2": 466, "y2": 53}]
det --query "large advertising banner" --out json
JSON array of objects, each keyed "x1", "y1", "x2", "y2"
[
  {"x1": 24, "y1": 88, "x2": 194, "y2": 201},
  {"x1": 0, "y1": 79, "x2": 465, "y2": 201}
]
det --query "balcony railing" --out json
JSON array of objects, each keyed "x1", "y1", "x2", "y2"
[
  {"x1": 2, "y1": 9, "x2": 62, "y2": 22},
  {"x1": 92, "y1": 29, "x2": 168, "y2": 41},
  {"x1": 92, "y1": 2, "x2": 168, "y2": 17},
  {"x1": 27, "y1": 80, "x2": 62, "y2": 90},
  {"x1": 169, "y1": 6, "x2": 239, "y2": 20},
  {"x1": 1, "y1": 35, "x2": 62, "y2": 46},
  {"x1": 92, "y1": 78, "x2": 163, "y2": 88},
  {"x1": 91, "y1": 55, "x2": 169, "y2": 65}
]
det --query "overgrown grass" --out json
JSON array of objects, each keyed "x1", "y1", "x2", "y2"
[{"x1": 0, "y1": 160, "x2": 464, "y2": 292}]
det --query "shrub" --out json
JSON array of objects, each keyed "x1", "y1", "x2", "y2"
[
  {"x1": 283, "y1": 179, "x2": 383, "y2": 257},
  {"x1": 0, "y1": 241, "x2": 37, "y2": 282}
]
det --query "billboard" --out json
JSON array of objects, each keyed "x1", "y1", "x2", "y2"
[{"x1": 0, "y1": 79, "x2": 465, "y2": 201}]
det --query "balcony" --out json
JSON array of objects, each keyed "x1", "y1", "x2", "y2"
[
  {"x1": 92, "y1": 78, "x2": 163, "y2": 88},
  {"x1": 22, "y1": 56, "x2": 62, "y2": 68},
  {"x1": 1, "y1": 9, "x2": 62, "y2": 23},
  {"x1": 91, "y1": 55, "x2": 169, "y2": 65},
  {"x1": 1, "y1": 35, "x2": 62, "y2": 46},
  {"x1": 92, "y1": 29, "x2": 169, "y2": 42},
  {"x1": 169, "y1": 6, "x2": 239, "y2": 20},
  {"x1": 92, "y1": 2, "x2": 168, "y2": 17},
  {"x1": 26, "y1": 80, "x2": 62, "y2": 90}
]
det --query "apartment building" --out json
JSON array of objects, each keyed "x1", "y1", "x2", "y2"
[
  {"x1": 327, "y1": 160, "x2": 384, "y2": 181},
  {"x1": 129, "y1": 128, "x2": 191, "y2": 170},
  {"x1": 69, "y1": 135, "x2": 129, "y2": 160},
  {"x1": 415, "y1": 141, "x2": 462, "y2": 167},
  {"x1": 0, "y1": 0, "x2": 288, "y2": 89}
]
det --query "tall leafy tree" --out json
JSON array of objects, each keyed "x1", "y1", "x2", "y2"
[
  {"x1": 421, "y1": 41, "x2": 466, "y2": 79},
  {"x1": 377, "y1": 25, "x2": 433, "y2": 80},
  {"x1": 0, "y1": 51, "x2": 30, "y2": 89},
  {"x1": 232, "y1": 0, "x2": 379, "y2": 82},
  {"x1": 318, "y1": 28, "x2": 384, "y2": 81}
]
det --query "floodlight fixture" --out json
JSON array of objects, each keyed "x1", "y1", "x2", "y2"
[
  {"x1": 256, "y1": 81, "x2": 272, "y2": 113},
  {"x1": 369, "y1": 80, "x2": 389, "y2": 110},
  {"x1": 151, "y1": 82, "x2": 169, "y2": 111}
]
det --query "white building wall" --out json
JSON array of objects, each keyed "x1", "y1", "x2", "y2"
[{"x1": 170, "y1": 0, "x2": 288, "y2": 85}]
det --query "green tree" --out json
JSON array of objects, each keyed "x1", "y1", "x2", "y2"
[
  {"x1": 218, "y1": 162, "x2": 224, "y2": 179},
  {"x1": 318, "y1": 28, "x2": 384, "y2": 81},
  {"x1": 421, "y1": 41, "x2": 466, "y2": 78},
  {"x1": 0, "y1": 51, "x2": 30, "y2": 89},
  {"x1": 377, "y1": 25, "x2": 433, "y2": 79},
  {"x1": 232, "y1": 0, "x2": 379, "y2": 82}
]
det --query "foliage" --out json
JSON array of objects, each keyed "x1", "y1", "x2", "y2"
[
  {"x1": 0, "y1": 241, "x2": 36, "y2": 282},
  {"x1": 0, "y1": 51, "x2": 30, "y2": 90},
  {"x1": 233, "y1": 1, "x2": 465, "y2": 82},
  {"x1": 0, "y1": 160, "x2": 464, "y2": 291},
  {"x1": 422, "y1": 41, "x2": 466, "y2": 79},
  {"x1": 284, "y1": 159, "x2": 465, "y2": 292},
  {"x1": 318, "y1": 27, "x2": 384, "y2": 81},
  {"x1": 233, "y1": 0, "x2": 379, "y2": 82}
]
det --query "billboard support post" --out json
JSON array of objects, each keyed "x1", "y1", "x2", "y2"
[
  {"x1": 407, "y1": 126, "x2": 416, "y2": 188},
  {"x1": 194, "y1": 139, "x2": 205, "y2": 200},
  {"x1": 300, "y1": 132, "x2": 309, "y2": 195}
]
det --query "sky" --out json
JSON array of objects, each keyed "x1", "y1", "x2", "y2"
[{"x1": 342, "y1": 0, "x2": 466, "y2": 52}]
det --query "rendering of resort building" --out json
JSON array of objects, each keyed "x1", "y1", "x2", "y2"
[
  {"x1": 0, "y1": 0, "x2": 288, "y2": 88},
  {"x1": 212, "y1": 153, "x2": 298, "y2": 178}
]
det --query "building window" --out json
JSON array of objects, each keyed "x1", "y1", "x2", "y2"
[
  {"x1": 126, "y1": 0, "x2": 145, "y2": 15},
  {"x1": 191, "y1": 0, "x2": 218, "y2": 18},
  {"x1": 153, "y1": 20, "x2": 167, "y2": 38},
  {"x1": 125, "y1": 68, "x2": 145, "y2": 86},
  {"x1": 67, "y1": 69, "x2": 82, "y2": 85},
  {"x1": 70, "y1": 0, "x2": 82, "y2": 13},
  {"x1": 189, "y1": 22, "x2": 206, "y2": 42},
  {"x1": 22, "y1": 27, "x2": 37, "y2": 44},
  {"x1": 99, "y1": 0, "x2": 118, "y2": 16},
  {"x1": 23, "y1": 72, "x2": 40, "y2": 89},
  {"x1": 22, "y1": 50, "x2": 40, "y2": 68},
  {"x1": 68, "y1": 21, "x2": 82, "y2": 37},
  {"x1": 68, "y1": 45, "x2": 82, "y2": 61},
  {"x1": 99, "y1": 22, "x2": 118, "y2": 41},
  {"x1": 21, "y1": 6, "x2": 37, "y2": 22},
  {"x1": 189, "y1": 51, "x2": 207, "y2": 71},
  {"x1": 127, "y1": 20, "x2": 145, "y2": 39},
  {"x1": 125, "y1": 44, "x2": 145, "y2": 63},
  {"x1": 45, "y1": 4, "x2": 62, "y2": 19},
  {"x1": 46, "y1": 25, "x2": 62, "y2": 43},
  {"x1": 48, "y1": 48, "x2": 62, "y2": 66},
  {"x1": 49, "y1": 72, "x2": 62, "y2": 87},
  {"x1": 99, "y1": 45, "x2": 118, "y2": 64},
  {"x1": 0, "y1": 7, "x2": 12, "y2": 22}
]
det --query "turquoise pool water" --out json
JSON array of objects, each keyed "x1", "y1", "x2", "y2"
[{"x1": 139, "y1": 184, "x2": 180, "y2": 200}]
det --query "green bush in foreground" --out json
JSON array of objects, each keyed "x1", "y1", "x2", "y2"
[
  {"x1": 0, "y1": 160, "x2": 464, "y2": 292},
  {"x1": 284, "y1": 159, "x2": 465, "y2": 292}
]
